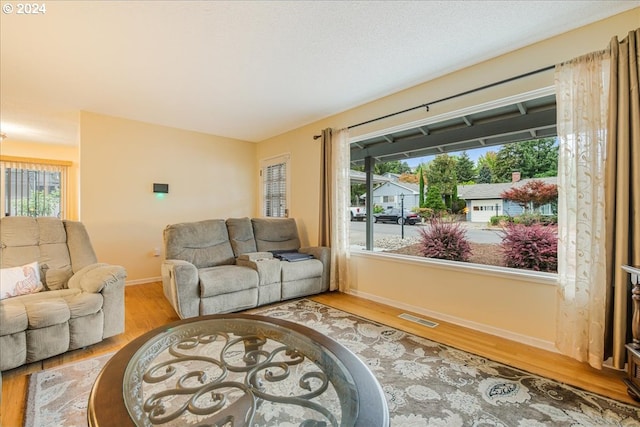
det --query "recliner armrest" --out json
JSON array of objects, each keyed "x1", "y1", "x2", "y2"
[
  {"x1": 161, "y1": 259, "x2": 199, "y2": 319},
  {"x1": 237, "y1": 257, "x2": 281, "y2": 286},
  {"x1": 67, "y1": 263, "x2": 126, "y2": 293},
  {"x1": 299, "y1": 246, "x2": 331, "y2": 291},
  {"x1": 299, "y1": 246, "x2": 330, "y2": 262},
  {"x1": 237, "y1": 252, "x2": 274, "y2": 262}
]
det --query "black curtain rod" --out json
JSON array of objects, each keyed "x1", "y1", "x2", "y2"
[{"x1": 313, "y1": 64, "x2": 555, "y2": 139}]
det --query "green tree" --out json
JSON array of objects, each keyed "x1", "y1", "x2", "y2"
[
  {"x1": 476, "y1": 151, "x2": 499, "y2": 183},
  {"x1": 350, "y1": 183, "x2": 365, "y2": 206},
  {"x1": 418, "y1": 166, "x2": 426, "y2": 208},
  {"x1": 424, "y1": 185, "x2": 446, "y2": 211},
  {"x1": 520, "y1": 138, "x2": 558, "y2": 178},
  {"x1": 373, "y1": 160, "x2": 411, "y2": 175},
  {"x1": 455, "y1": 151, "x2": 476, "y2": 183},
  {"x1": 425, "y1": 154, "x2": 457, "y2": 207},
  {"x1": 477, "y1": 165, "x2": 493, "y2": 183},
  {"x1": 495, "y1": 144, "x2": 521, "y2": 182},
  {"x1": 450, "y1": 184, "x2": 466, "y2": 213},
  {"x1": 14, "y1": 190, "x2": 60, "y2": 217},
  {"x1": 494, "y1": 139, "x2": 558, "y2": 182}
]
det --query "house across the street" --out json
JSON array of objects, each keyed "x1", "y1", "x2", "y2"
[
  {"x1": 457, "y1": 175, "x2": 557, "y2": 223},
  {"x1": 371, "y1": 175, "x2": 420, "y2": 211}
]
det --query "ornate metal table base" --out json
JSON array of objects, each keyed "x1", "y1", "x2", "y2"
[{"x1": 89, "y1": 314, "x2": 389, "y2": 427}]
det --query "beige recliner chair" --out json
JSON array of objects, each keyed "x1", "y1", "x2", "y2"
[{"x1": 0, "y1": 217, "x2": 126, "y2": 373}]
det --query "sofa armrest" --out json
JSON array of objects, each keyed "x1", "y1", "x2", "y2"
[
  {"x1": 237, "y1": 257, "x2": 281, "y2": 286},
  {"x1": 237, "y1": 252, "x2": 274, "y2": 262},
  {"x1": 299, "y1": 246, "x2": 331, "y2": 291},
  {"x1": 161, "y1": 259, "x2": 200, "y2": 319},
  {"x1": 67, "y1": 263, "x2": 126, "y2": 293},
  {"x1": 67, "y1": 262, "x2": 126, "y2": 337}
]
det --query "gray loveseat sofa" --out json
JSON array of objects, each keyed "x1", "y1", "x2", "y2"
[
  {"x1": 161, "y1": 217, "x2": 330, "y2": 319},
  {"x1": 0, "y1": 217, "x2": 126, "y2": 372}
]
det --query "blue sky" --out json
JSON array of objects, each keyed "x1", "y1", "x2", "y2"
[{"x1": 404, "y1": 145, "x2": 500, "y2": 169}]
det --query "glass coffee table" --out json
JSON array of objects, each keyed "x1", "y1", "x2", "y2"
[{"x1": 88, "y1": 313, "x2": 389, "y2": 426}]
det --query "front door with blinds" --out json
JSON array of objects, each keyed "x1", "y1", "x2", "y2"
[{"x1": 261, "y1": 154, "x2": 290, "y2": 218}]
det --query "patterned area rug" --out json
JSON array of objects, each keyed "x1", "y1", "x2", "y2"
[
  {"x1": 24, "y1": 352, "x2": 114, "y2": 427},
  {"x1": 25, "y1": 299, "x2": 640, "y2": 426}
]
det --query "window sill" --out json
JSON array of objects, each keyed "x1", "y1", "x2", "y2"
[{"x1": 350, "y1": 248, "x2": 558, "y2": 286}]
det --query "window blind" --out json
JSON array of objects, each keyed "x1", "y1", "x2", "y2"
[
  {"x1": 1, "y1": 158, "x2": 68, "y2": 218},
  {"x1": 264, "y1": 161, "x2": 287, "y2": 217}
]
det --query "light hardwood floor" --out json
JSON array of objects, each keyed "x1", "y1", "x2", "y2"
[{"x1": 1, "y1": 282, "x2": 637, "y2": 426}]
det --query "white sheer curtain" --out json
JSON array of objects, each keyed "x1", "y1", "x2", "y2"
[
  {"x1": 319, "y1": 128, "x2": 350, "y2": 292},
  {"x1": 554, "y1": 50, "x2": 610, "y2": 369}
]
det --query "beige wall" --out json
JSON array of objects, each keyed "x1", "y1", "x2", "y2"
[
  {"x1": 0, "y1": 139, "x2": 80, "y2": 219},
  {"x1": 257, "y1": 9, "x2": 640, "y2": 349},
  {"x1": 79, "y1": 111, "x2": 257, "y2": 283}
]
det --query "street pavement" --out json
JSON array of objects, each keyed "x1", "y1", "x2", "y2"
[{"x1": 349, "y1": 220, "x2": 503, "y2": 246}]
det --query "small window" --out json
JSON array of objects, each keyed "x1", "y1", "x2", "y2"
[
  {"x1": 539, "y1": 203, "x2": 554, "y2": 215},
  {"x1": 1, "y1": 158, "x2": 68, "y2": 218},
  {"x1": 383, "y1": 195, "x2": 395, "y2": 203},
  {"x1": 261, "y1": 154, "x2": 290, "y2": 218}
]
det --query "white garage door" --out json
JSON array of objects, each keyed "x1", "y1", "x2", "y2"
[{"x1": 470, "y1": 199, "x2": 501, "y2": 223}]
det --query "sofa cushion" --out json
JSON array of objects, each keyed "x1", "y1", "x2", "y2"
[
  {"x1": 25, "y1": 298, "x2": 71, "y2": 328},
  {"x1": 35, "y1": 218, "x2": 74, "y2": 287},
  {"x1": 38, "y1": 217, "x2": 67, "y2": 245},
  {"x1": 0, "y1": 303, "x2": 28, "y2": 335},
  {"x1": 0, "y1": 217, "x2": 76, "y2": 290},
  {"x1": 64, "y1": 220, "x2": 99, "y2": 272},
  {"x1": 252, "y1": 218, "x2": 301, "y2": 252},
  {"x1": 0, "y1": 217, "x2": 41, "y2": 268},
  {"x1": 64, "y1": 292, "x2": 103, "y2": 318},
  {"x1": 44, "y1": 266, "x2": 74, "y2": 290},
  {"x1": 1, "y1": 288, "x2": 80, "y2": 304},
  {"x1": 164, "y1": 220, "x2": 236, "y2": 268},
  {"x1": 226, "y1": 217, "x2": 257, "y2": 256},
  {"x1": 0, "y1": 216, "x2": 39, "y2": 247},
  {"x1": 199, "y1": 265, "x2": 258, "y2": 297},
  {"x1": 69, "y1": 312, "x2": 104, "y2": 349},
  {"x1": 26, "y1": 323, "x2": 69, "y2": 363},
  {"x1": 281, "y1": 259, "x2": 323, "y2": 282},
  {"x1": 0, "y1": 261, "x2": 44, "y2": 300},
  {"x1": 0, "y1": 333, "x2": 27, "y2": 371},
  {"x1": 200, "y1": 288, "x2": 258, "y2": 315}
]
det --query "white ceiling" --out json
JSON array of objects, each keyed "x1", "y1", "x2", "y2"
[{"x1": 1, "y1": 1, "x2": 637, "y2": 146}]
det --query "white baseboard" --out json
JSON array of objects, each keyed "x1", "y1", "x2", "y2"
[
  {"x1": 126, "y1": 277, "x2": 161, "y2": 286},
  {"x1": 348, "y1": 289, "x2": 559, "y2": 354}
]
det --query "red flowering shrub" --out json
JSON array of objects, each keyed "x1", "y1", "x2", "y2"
[
  {"x1": 418, "y1": 219, "x2": 471, "y2": 262},
  {"x1": 500, "y1": 223, "x2": 558, "y2": 272}
]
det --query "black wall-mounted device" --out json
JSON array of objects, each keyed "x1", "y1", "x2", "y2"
[{"x1": 153, "y1": 183, "x2": 169, "y2": 194}]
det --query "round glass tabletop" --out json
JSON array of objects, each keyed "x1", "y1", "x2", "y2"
[{"x1": 88, "y1": 313, "x2": 388, "y2": 427}]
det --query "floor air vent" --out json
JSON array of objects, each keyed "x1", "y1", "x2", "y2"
[{"x1": 398, "y1": 313, "x2": 439, "y2": 328}]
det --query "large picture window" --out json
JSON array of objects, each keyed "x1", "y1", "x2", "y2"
[
  {"x1": 349, "y1": 91, "x2": 559, "y2": 275},
  {"x1": 1, "y1": 157, "x2": 69, "y2": 218}
]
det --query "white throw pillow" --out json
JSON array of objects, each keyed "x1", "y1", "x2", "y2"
[{"x1": 0, "y1": 261, "x2": 44, "y2": 300}]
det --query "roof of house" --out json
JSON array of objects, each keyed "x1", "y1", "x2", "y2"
[
  {"x1": 349, "y1": 170, "x2": 390, "y2": 184},
  {"x1": 374, "y1": 181, "x2": 420, "y2": 194},
  {"x1": 457, "y1": 177, "x2": 557, "y2": 200}
]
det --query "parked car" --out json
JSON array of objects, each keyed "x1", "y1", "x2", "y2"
[
  {"x1": 350, "y1": 206, "x2": 366, "y2": 221},
  {"x1": 373, "y1": 208, "x2": 419, "y2": 225}
]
